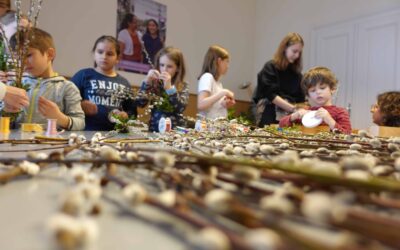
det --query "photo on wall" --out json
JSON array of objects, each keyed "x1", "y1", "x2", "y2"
[{"x1": 116, "y1": 0, "x2": 167, "y2": 74}]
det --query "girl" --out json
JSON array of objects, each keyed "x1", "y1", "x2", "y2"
[
  {"x1": 197, "y1": 45, "x2": 235, "y2": 119},
  {"x1": 138, "y1": 46, "x2": 189, "y2": 132},
  {"x1": 371, "y1": 91, "x2": 400, "y2": 127},
  {"x1": 252, "y1": 32, "x2": 305, "y2": 127},
  {"x1": 142, "y1": 19, "x2": 164, "y2": 65},
  {"x1": 279, "y1": 67, "x2": 352, "y2": 134},
  {"x1": 71, "y1": 35, "x2": 137, "y2": 131}
]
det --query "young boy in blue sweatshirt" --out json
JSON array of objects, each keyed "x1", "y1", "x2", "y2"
[{"x1": 10, "y1": 28, "x2": 84, "y2": 130}]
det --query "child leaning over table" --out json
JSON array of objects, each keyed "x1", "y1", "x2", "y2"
[
  {"x1": 279, "y1": 66, "x2": 352, "y2": 134},
  {"x1": 8, "y1": 27, "x2": 84, "y2": 130}
]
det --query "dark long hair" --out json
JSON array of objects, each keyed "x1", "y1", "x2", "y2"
[
  {"x1": 145, "y1": 19, "x2": 159, "y2": 36},
  {"x1": 119, "y1": 13, "x2": 134, "y2": 32}
]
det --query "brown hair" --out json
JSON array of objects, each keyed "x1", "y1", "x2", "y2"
[
  {"x1": 273, "y1": 32, "x2": 304, "y2": 72},
  {"x1": 301, "y1": 66, "x2": 338, "y2": 95},
  {"x1": 10, "y1": 27, "x2": 55, "y2": 54},
  {"x1": 0, "y1": 0, "x2": 10, "y2": 9},
  {"x1": 198, "y1": 45, "x2": 229, "y2": 80},
  {"x1": 377, "y1": 91, "x2": 400, "y2": 127},
  {"x1": 154, "y1": 46, "x2": 186, "y2": 91}
]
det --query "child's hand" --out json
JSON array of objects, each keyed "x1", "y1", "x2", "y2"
[
  {"x1": 290, "y1": 108, "x2": 308, "y2": 121},
  {"x1": 39, "y1": 97, "x2": 71, "y2": 129},
  {"x1": 220, "y1": 89, "x2": 234, "y2": 99},
  {"x1": 145, "y1": 69, "x2": 160, "y2": 86},
  {"x1": 159, "y1": 72, "x2": 172, "y2": 90},
  {"x1": 3, "y1": 85, "x2": 29, "y2": 111},
  {"x1": 221, "y1": 96, "x2": 236, "y2": 108},
  {"x1": 315, "y1": 107, "x2": 336, "y2": 128},
  {"x1": 114, "y1": 110, "x2": 129, "y2": 120},
  {"x1": 81, "y1": 100, "x2": 98, "y2": 116},
  {"x1": 38, "y1": 96, "x2": 63, "y2": 119}
]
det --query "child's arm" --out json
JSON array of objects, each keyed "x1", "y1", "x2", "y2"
[
  {"x1": 315, "y1": 107, "x2": 352, "y2": 134},
  {"x1": 331, "y1": 108, "x2": 352, "y2": 134},
  {"x1": 38, "y1": 97, "x2": 70, "y2": 128},
  {"x1": 198, "y1": 89, "x2": 234, "y2": 111},
  {"x1": 166, "y1": 82, "x2": 189, "y2": 113},
  {"x1": 136, "y1": 70, "x2": 161, "y2": 107},
  {"x1": 39, "y1": 81, "x2": 85, "y2": 130},
  {"x1": 279, "y1": 108, "x2": 308, "y2": 127},
  {"x1": 136, "y1": 81, "x2": 150, "y2": 107}
]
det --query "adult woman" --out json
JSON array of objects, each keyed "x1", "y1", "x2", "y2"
[
  {"x1": 142, "y1": 19, "x2": 163, "y2": 65},
  {"x1": 117, "y1": 13, "x2": 143, "y2": 62},
  {"x1": 252, "y1": 32, "x2": 305, "y2": 127}
]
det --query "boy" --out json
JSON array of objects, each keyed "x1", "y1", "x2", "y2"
[
  {"x1": 279, "y1": 66, "x2": 351, "y2": 134},
  {"x1": 10, "y1": 28, "x2": 84, "y2": 130},
  {"x1": 371, "y1": 91, "x2": 400, "y2": 127}
]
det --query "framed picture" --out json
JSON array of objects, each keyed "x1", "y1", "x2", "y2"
[{"x1": 116, "y1": 0, "x2": 167, "y2": 74}]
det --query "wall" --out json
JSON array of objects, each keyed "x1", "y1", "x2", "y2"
[
  {"x1": 254, "y1": 0, "x2": 400, "y2": 76},
  {"x1": 27, "y1": 0, "x2": 256, "y2": 101}
]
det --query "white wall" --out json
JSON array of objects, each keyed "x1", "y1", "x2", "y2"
[
  {"x1": 20, "y1": 0, "x2": 400, "y2": 103},
  {"x1": 254, "y1": 0, "x2": 400, "y2": 77},
  {"x1": 27, "y1": 0, "x2": 256, "y2": 101}
]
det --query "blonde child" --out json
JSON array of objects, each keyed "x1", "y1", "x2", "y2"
[
  {"x1": 10, "y1": 28, "x2": 84, "y2": 130},
  {"x1": 197, "y1": 45, "x2": 235, "y2": 119},
  {"x1": 279, "y1": 66, "x2": 352, "y2": 134},
  {"x1": 371, "y1": 91, "x2": 400, "y2": 127},
  {"x1": 138, "y1": 46, "x2": 189, "y2": 132},
  {"x1": 71, "y1": 35, "x2": 137, "y2": 131}
]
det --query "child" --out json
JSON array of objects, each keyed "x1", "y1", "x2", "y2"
[
  {"x1": 197, "y1": 45, "x2": 235, "y2": 119},
  {"x1": 279, "y1": 66, "x2": 352, "y2": 134},
  {"x1": 371, "y1": 91, "x2": 400, "y2": 127},
  {"x1": 10, "y1": 28, "x2": 84, "y2": 130},
  {"x1": 71, "y1": 35, "x2": 137, "y2": 131},
  {"x1": 138, "y1": 46, "x2": 189, "y2": 132}
]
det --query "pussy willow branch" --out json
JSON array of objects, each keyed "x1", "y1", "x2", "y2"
[
  {"x1": 123, "y1": 146, "x2": 400, "y2": 193},
  {"x1": 103, "y1": 173, "x2": 251, "y2": 250}
]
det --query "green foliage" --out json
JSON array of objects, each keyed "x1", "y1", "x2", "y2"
[
  {"x1": 112, "y1": 113, "x2": 136, "y2": 133},
  {"x1": 227, "y1": 108, "x2": 254, "y2": 126},
  {"x1": 154, "y1": 91, "x2": 174, "y2": 113}
]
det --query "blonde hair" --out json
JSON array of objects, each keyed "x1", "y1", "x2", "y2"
[
  {"x1": 198, "y1": 45, "x2": 229, "y2": 80},
  {"x1": 273, "y1": 32, "x2": 304, "y2": 72},
  {"x1": 301, "y1": 66, "x2": 338, "y2": 94},
  {"x1": 154, "y1": 46, "x2": 186, "y2": 91}
]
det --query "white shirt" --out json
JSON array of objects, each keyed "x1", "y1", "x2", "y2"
[
  {"x1": 117, "y1": 29, "x2": 142, "y2": 56},
  {"x1": 197, "y1": 73, "x2": 227, "y2": 119}
]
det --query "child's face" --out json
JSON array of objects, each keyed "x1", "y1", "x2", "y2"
[
  {"x1": 159, "y1": 55, "x2": 177, "y2": 77},
  {"x1": 285, "y1": 43, "x2": 303, "y2": 63},
  {"x1": 94, "y1": 41, "x2": 119, "y2": 72},
  {"x1": 24, "y1": 47, "x2": 53, "y2": 78},
  {"x1": 217, "y1": 57, "x2": 229, "y2": 77},
  {"x1": 307, "y1": 82, "x2": 334, "y2": 107},
  {"x1": 370, "y1": 103, "x2": 383, "y2": 125}
]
